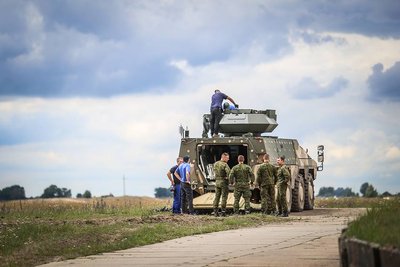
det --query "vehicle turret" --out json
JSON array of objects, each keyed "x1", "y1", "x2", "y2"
[{"x1": 219, "y1": 109, "x2": 278, "y2": 136}]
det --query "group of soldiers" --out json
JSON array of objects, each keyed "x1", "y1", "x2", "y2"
[{"x1": 213, "y1": 153, "x2": 290, "y2": 217}]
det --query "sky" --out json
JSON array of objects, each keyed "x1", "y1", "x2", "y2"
[{"x1": 1, "y1": 0, "x2": 400, "y2": 198}]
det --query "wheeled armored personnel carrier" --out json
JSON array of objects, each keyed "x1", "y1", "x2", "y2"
[{"x1": 177, "y1": 108, "x2": 324, "y2": 212}]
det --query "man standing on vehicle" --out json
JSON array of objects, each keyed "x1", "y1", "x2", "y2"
[
  {"x1": 229, "y1": 155, "x2": 254, "y2": 214},
  {"x1": 213, "y1": 152, "x2": 231, "y2": 217},
  {"x1": 174, "y1": 155, "x2": 194, "y2": 215},
  {"x1": 210, "y1": 90, "x2": 237, "y2": 137},
  {"x1": 166, "y1": 157, "x2": 183, "y2": 214},
  {"x1": 276, "y1": 156, "x2": 290, "y2": 217},
  {"x1": 256, "y1": 154, "x2": 277, "y2": 215}
]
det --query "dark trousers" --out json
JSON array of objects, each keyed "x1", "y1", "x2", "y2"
[
  {"x1": 180, "y1": 182, "x2": 194, "y2": 214},
  {"x1": 172, "y1": 184, "x2": 181, "y2": 214},
  {"x1": 210, "y1": 108, "x2": 223, "y2": 135}
]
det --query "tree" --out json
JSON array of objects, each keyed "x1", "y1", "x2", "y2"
[
  {"x1": 317, "y1": 187, "x2": 335, "y2": 197},
  {"x1": 83, "y1": 190, "x2": 92, "y2": 198},
  {"x1": 360, "y1": 182, "x2": 369, "y2": 196},
  {"x1": 381, "y1": 191, "x2": 392, "y2": 197},
  {"x1": 41, "y1": 185, "x2": 72, "y2": 198},
  {"x1": 0, "y1": 185, "x2": 26, "y2": 200},
  {"x1": 364, "y1": 184, "x2": 378, "y2": 198},
  {"x1": 335, "y1": 187, "x2": 356, "y2": 197},
  {"x1": 154, "y1": 187, "x2": 172, "y2": 198},
  {"x1": 76, "y1": 193, "x2": 83, "y2": 198}
]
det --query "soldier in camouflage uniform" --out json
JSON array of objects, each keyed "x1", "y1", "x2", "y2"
[
  {"x1": 213, "y1": 152, "x2": 231, "y2": 216},
  {"x1": 276, "y1": 156, "x2": 290, "y2": 217},
  {"x1": 229, "y1": 155, "x2": 254, "y2": 214},
  {"x1": 256, "y1": 154, "x2": 277, "y2": 215}
]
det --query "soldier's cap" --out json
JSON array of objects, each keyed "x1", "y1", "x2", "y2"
[
  {"x1": 183, "y1": 155, "x2": 190, "y2": 162},
  {"x1": 215, "y1": 89, "x2": 220, "y2": 93}
]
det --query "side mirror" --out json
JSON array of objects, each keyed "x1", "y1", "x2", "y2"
[{"x1": 317, "y1": 145, "x2": 324, "y2": 171}]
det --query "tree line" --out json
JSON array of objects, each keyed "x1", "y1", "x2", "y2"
[
  {"x1": 0, "y1": 184, "x2": 92, "y2": 201},
  {"x1": 318, "y1": 182, "x2": 398, "y2": 198}
]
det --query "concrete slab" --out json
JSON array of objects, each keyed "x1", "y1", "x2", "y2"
[{"x1": 39, "y1": 209, "x2": 364, "y2": 267}]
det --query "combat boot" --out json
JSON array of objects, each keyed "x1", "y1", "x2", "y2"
[
  {"x1": 213, "y1": 209, "x2": 219, "y2": 217},
  {"x1": 280, "y1": 212, "x2": 289, "y2": 217},
  {"x1": 221, "y1": 210, "x2": 226, "y2": 217},
  {"x1": 245, "y1": 210, "x2": 250, "y2": 215}
]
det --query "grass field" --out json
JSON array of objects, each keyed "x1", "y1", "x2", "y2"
[
  {"x1": 314, "y1": 196, "x2": 390, "y2": 208},
  {"x1": 2, "y1": 196, "x2": 396, "y2": 266},
  {"x1": 344, "y1": 197, "x2": 400, "y2": 248},
  {"x1": 0, "y1": 197, "x2": 280, "y2": 267}
]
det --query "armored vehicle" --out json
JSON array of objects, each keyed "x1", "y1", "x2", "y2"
[{"x1": 177, "y1": 108, "x2": 324, "y2": 212}]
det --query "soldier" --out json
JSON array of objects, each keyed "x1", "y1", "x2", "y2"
[
  {"x1": 166, "y1": 157, "x2": 183, "y2": 214},
  {"x1": 213, "y1": 152, "x2": 231, "y2": 217},
  {"x1": 256, "y1": 154, "x2": 277, "y2": 215},
  {"x1": 276, "y1": 156, "x2": 290, "y2": 217},
  {"x1": 229, "y1": 155, "x2": 254, "y2": 214}
]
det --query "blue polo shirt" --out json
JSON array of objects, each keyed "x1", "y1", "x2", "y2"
[
  {"x1": 210, "y1": 92, "x2": 228, "y2": 110},
  {"x1": 177, "y1": 162, "x2": 191, "y2": 183}
]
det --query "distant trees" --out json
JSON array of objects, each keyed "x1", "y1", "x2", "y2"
[
  {"x1": 154, "y1": 187, "x2": 171, "y2": 198},
  {"x1": 360, "y1": 182, "x2": 378, "y2": 197},
  {"x1": 364, "y1": 184, "x2": 378, "y2": 198},
  {"x1": 76, "y1": 190, "x2": 92, "y2": 198},
  {"x1": 0, "y1": 185, "x2": 26, "y2": 200},
  {"x1": 41, "y1": 185, "x2": 72, "y2": 198},
  {"x1": 318, "y1": 186, "x2": 357, "y2": 197},
  {"x1": 318, "y1": 187, "x2": 335, "y2": 197},
  {"x1": 360, "y1": 182, "x2": 369, "y2": 196}
]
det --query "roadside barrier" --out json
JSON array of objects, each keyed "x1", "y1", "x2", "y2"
[{"x1": 339, "y1": 228, "x2": 400, "y2": 267}]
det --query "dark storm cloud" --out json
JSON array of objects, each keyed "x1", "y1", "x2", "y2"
[
  {"x1": 0, "y1": 0, "x2": 399, "y2": 97},
  {"x1": 291, "y1": 76, "x2": 348, "y2": 99},
  {"x1": 367, "y1": 61, "x2": 400, "y2": 102},
  {"x1": 298, "y1": 0, "x2": 400, "y2": 37}
]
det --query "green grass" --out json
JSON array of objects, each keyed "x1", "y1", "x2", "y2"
[
  {"x1": 345, "y1": 197, "x2": 400, "y2": 248},
  {"x1": 315, "y1": 196, "x2": 390, "y2": 208},
  {"x1": 0, "y1": 198, "x2": 281, "y2": 267}
]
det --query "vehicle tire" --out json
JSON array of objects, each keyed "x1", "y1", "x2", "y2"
[
  {"x1": 304, "y1": 174, "x2": 314, "y2": 210},
  {"x1": 291, "y1": 174, "x2": 304, "y2": 212}
]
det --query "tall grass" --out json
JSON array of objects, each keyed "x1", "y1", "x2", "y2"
[{"x1": 345, "y1": 197, "x2": 400, "y2": 248}]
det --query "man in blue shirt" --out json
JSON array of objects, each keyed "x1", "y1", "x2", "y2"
[
  {"x1": 167, "y1": 157, "x2": 183, "y2": 214},
  {"x1": 210, "y1": 90, "x2": 237, "y2": 137},
  {"x1": 174, "y1": 155, "x2": 194, "y2": 214}
]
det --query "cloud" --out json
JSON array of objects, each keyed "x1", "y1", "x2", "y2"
[
  {"x1": 367, "y1": 61, "x2": 400, "y2": 101},
  {"x1": 2, "y1": 1, "x2": 400, "y2": 97},
  {"x1": 290, "y1": 76, "x2": 348, "y2": 99},
  {"x1": 1, "y1": 1, "x2": 400, "y2": 197}
]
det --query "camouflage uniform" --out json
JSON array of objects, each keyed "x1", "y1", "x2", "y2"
[
  {"x1": 229, "y1": 163, "x2": 254, "y2": 214},
  {"x1": 213, "y1": 160, "x2": 231, "y2": 214},
  {"x1": 276, "y1": 165, "x2": 290, "y2": 215},
  {"x1": 256, "y1": 162, "x2": 277, "y2": 214}
]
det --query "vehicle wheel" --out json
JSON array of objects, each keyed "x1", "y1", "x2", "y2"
[
  {"x1": 291, "y1": 174, "x2": 304, "y2": 212},
  {"x1": 304, "y1": 174, "x2": 314, "y2": 210}
]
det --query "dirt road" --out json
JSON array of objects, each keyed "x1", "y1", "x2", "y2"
[{"x1": 40, "y1": 208, "x2": 364, "y2": 267}]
